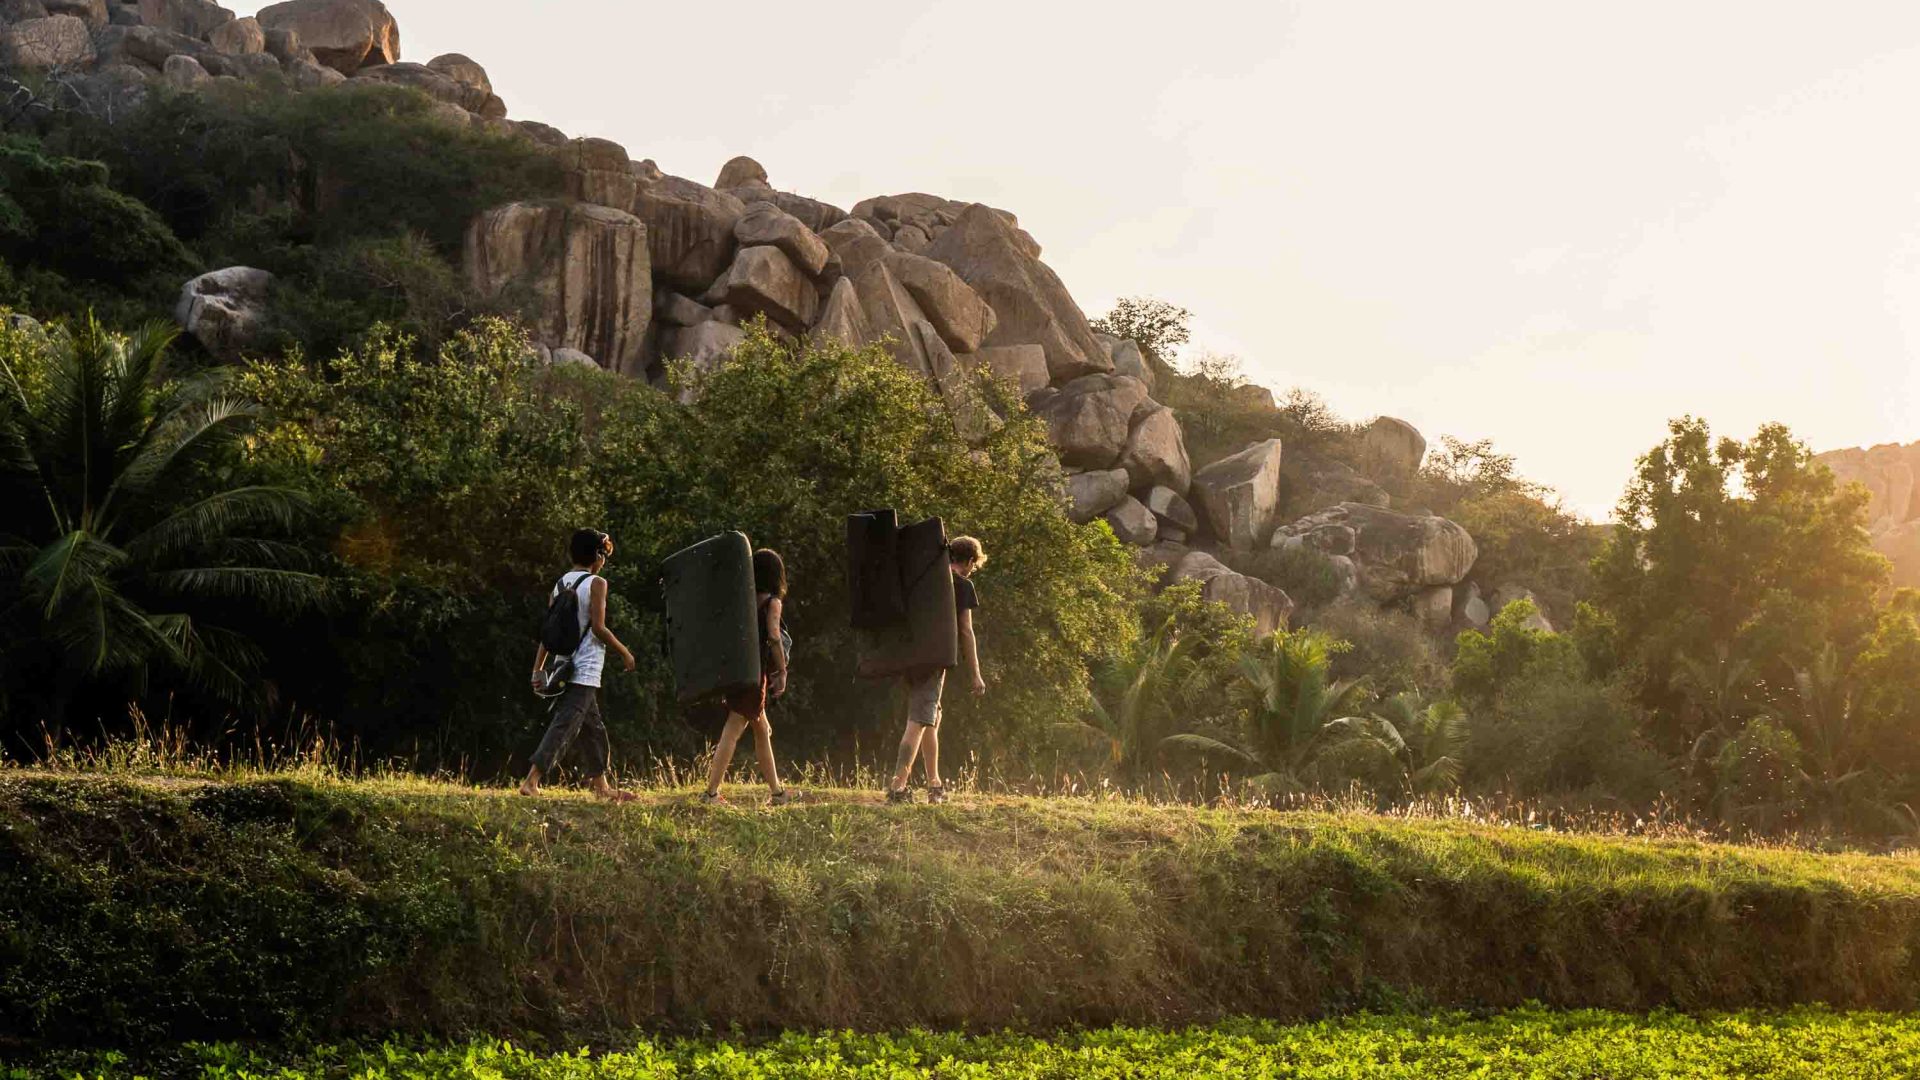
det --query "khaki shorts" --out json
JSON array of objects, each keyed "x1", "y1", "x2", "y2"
[{"x1": 907, "y1": 670, "x2": 946, "y2": 728}]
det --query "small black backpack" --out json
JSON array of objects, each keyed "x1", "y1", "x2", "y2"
[{"x1": 540, "y1": 571, "x2": 595, "y2": 656}]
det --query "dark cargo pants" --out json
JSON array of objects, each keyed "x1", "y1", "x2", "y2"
[{"x1": 531, "y1": 684, "x2": 609, "y2": 777}]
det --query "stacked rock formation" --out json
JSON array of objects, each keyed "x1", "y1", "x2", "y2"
[{"x1": 2, "y1": 0, "x2": 1511, "y2": 638}]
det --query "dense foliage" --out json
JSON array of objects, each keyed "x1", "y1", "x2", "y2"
[
  {"x1": 0, "y1": 317, "x2": 321, "y2": 729},
  {"x1": 230, "y1": 319, "x2": 1139, "y2": 769}
]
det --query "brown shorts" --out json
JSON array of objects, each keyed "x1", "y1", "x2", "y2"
[{"x1": 724, "y1": 673, "x2": 767, "y2": 719}]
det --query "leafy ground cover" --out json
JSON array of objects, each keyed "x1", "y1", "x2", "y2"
[{"x1": 13, "y1": 1009, "x2": 1920, "y2": 1079}]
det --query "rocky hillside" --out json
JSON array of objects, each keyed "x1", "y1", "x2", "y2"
[
  {"x1": 1, "y1": 0, "x2": 1517, "y2": 640},
  {"x1": 1817, "y1": 441, "x2": 1920, "y2": 588}
]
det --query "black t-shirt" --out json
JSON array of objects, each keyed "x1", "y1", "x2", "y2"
[{"x1": 955, "y1": 575, "x2": 979, "y2": 613}]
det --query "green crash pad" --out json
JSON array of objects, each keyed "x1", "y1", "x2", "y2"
[
  {"x1": 662, "y1": 531, "x2": 761, "y2": 703},
  {"x1": 855, "y1": 516, "x2": 957, "y2": 679},
  {"x1": 847, "y1": 508, "x2": 906, "y2": 630}
]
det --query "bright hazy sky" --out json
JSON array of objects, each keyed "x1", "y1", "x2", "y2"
[{"x1": 235, "y1": 1, "x2": 1920, "y2": 518}]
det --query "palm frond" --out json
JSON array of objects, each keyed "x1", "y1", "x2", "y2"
[
  {"x1": 99, "y1": 395, "x2": 262, "y2": 531},
  {"x1": 124, "y1": 486, "x2": 309, "y2": 564},
  {"x1": 140, "y1": 567, "x2": 328, "y2": 613},
  {"x1": 1159, "y1": 733, "x2": 1263, "y2": 769}
]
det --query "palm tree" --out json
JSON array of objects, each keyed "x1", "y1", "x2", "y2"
[
  {"x1": 0, "y1": 314, "x2": 322, "y2": 726},
  {"x1": 1670, "y1": 642, "x2": 1758, "y2": 772},
  {"x1": 1056, "y1": 616, "x2": 1200, "y2": 778},
  {"x1": 1161, "y1": 628, "x2": 1366, "y2": 794},
  {"x1": 1775, "y1": 645, "x2": 1877, "y2": 831},
  {"x1": 1323, "y1": 694, "x2": 1470, "y2": 797}
]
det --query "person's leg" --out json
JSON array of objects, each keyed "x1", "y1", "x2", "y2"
[
  {"x1": 889, "y1": 722, "x2": 924, "y2": 793},
  {"x1": 574, "y1": 693, "x2": 631, "y2": 802},
  {"x1": 521, "y1": 685, "x2": 592, "y2": 795},
  {"x1": 706, "y1": 713, "x2": 749, "y2": 796},
  {"x1": 921, "y1": 726, "x2": 941, "y2": 789},
  {"x1": 749, "y1": 713, "x2": 783, "y2": 794},
  {"x1": 890, "y1": 673, "x2": 940, "y2": 793},
  {"x1": 919, "y1": 672, "x2": 945, "y2": 791}
]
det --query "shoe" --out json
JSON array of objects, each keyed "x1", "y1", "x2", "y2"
[
  {"x1": 699, "y1": 790, "x2": 727, "y2": 805},
  {"x1": 769, "y1": 788, "x2": 801, "y2": 806},
  {"x1": 886, "y1": 786, "x2": 913, "y2": 804},
  {"x1": 926, "y1": 784, "x2": 948, "y2": 805}
]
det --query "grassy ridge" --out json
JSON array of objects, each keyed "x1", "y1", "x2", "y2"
[
  {"x1": 4, "y1": 774, "x2": 1920, "y2": 1049},
  {"x1": 17, "y1": 1010, "x2": 1920, "y2": 1078}
]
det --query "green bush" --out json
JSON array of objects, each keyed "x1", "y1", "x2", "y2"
[{"x1": 240, "y1": 321, "x2": 1141, "y2": 769}]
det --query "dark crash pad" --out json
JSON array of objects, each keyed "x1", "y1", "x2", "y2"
[{"x1": 662, "y1": 531, "x2": 761, "y2": 703}]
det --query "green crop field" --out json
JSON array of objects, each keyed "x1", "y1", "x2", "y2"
[{"x1": 12, "y1": 1009, "x2": 1920, "y2": 1079}]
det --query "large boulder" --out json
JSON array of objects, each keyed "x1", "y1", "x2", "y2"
[
  {"x1": 1282, "y1": 452, "x2": 1391, "y2": 517},
  {"x1": 809, "y1": 277, "x2": 871, "y2": 348},
  {"x1": 1490, "y1": 584, "x2": 1554, "y2": 632},
  {"x1": 1360, "y1": 416, "x2": 1427, "y2": 492},
  {"x1": 721, "y1": 244, "x2": 816, "y2": 328},
  {"x1": 734, "y1": 201, "x2": 828, "y2": 277},
  {"x1": 821, "y1": 217, "x2": 891, "y2": 283},
  {"x1": 464, "y1": 201, "x2": 652, "y2": 377},
  {"x1": 852, "y1": 258, "x2": 937, "y2": 372},
  {"x1": 354, "y1": 60, "x2": 501, "y2": 118},
  {"x1": 136, "y1": 0, "x2": 230, "y2": 38},
  {"x1": 255, "y1": 0, "x2": 397, "y2": 74},
  {"x1": 206, "y1": 14, "x2": 263, "y2": 53},
  {"x1": 1275, "y1": 503, "x2": 1478, "y2": 603},
  {"x1": 1170, "y1": 551, "x2": 1294, "y2": 635},
  {"x1": 559, "y1": 137, "x2": 636, "y2": 209},
  {"x1": 42, "y1": 0, "x2": 105, "y2": 29},
  {"x1": 1410, "y1": 585, "x2": 1455, "y2": 633},
  {"x1": 762, "y1": 191, "x2": 845, "y2": 234},
  {"x1": 923, "y1": 202, "x2": 1110, "y2": 384},
  {"x1": 1066, "y1": 468, "x2": 1130, "y2": 524},
  {"x1": 0, "y1": 13, "x2": 90, "y2": 68},
  {"x1": 426, "y1": 51, "x2": 489, "y2": 94},
  {"x1": 885, "y1": 251, "x2": 995, "y2": 353},
  {"x1": 93, "y1": 22, "x2": 209, "y2": 66},
  {"x1": 1104, "y1": 496, "x2": 1158, "y2": 546},
  {"x1": 162, "y1": 52, "x2": 208, "y2": 85},
  {"x1": 1095, "y1": 332, "x2": 1154, "y2": 394},
  {"x1": 630, "y1": 173, "x2": 745, "y2": 292},
  {"x1": 1143, "y1": 485, "x2": 1198, "y2": 532},
  {"x1": 1192, "y1": 439, "x2": 1285, "y2": 550},
  {"x1": 715, "y1": 155, "x2": 768, "y2": 190},
  {"x1": 1032, "y1": 374, "x2": 1150, "y2": 470},
  {"x1": 965, "y1": 343, "x2": 1049, "y2": 398},
  {"x1": 909, "y1": 321, "x2": 998, "y2": 445},
  {"x1": 1119, "y1": 403, "x2": 1191, "y2": 494},
  {"x1": 663, "y1": 320, "x2": 748, "y2": 395},
  {"x1": 174, "y1": 267, "x2": 272, "y2": 361}
]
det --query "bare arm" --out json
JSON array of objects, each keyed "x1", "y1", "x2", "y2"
[
  {"x1": 591, "y1": 577, "x2": 636, "y2": 672},
  {"x1": 959, "y1": 607, "x2": 985, "y2": 695},
  {"x1": 764, "y1": 597, "x2": 787, "y2": 677}
]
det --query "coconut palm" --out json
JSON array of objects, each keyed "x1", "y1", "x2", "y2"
[
  {"x1": 1670, "y1": 642, "x2": 1759, "y2": 772},
  {"x1": 1056, "y1": 616, "x2": 1202, "y2": 777},
  {"x1": 0, "y1": 313, "x2": 322, "y2": 725},
  {"x1": 1161, "y1": 627, "x2": 1367, "y2": 793},
  {"x1": 1323, "y1": 694, "x2": 1470, "y2": 796}
]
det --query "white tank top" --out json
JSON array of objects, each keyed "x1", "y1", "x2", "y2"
[{"x1": 555, "y1": 571, "x2": 605, "y2": 688}]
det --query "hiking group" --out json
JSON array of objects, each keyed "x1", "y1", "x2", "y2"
[{"x1": 520, "y1": 520, "x2": 987, "y2": 806}]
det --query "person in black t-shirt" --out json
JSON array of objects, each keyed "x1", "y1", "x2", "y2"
[{"x1": 887, "y1": 535, "x2": 987, "y2": 804}]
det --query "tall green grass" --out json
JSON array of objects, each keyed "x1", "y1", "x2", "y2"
[{"x1": 4, "y1": 772, "x2": 1920, "y2": 1050}]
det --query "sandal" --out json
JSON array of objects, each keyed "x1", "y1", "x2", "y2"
[
  {"x1": 926, "y1": 784, "x2": 948, "y2": 805},
  {"x1": 769, "y1": 788, "x2": 801, "y2": 806},
  {"x1": 699, "y1": 790, "x2": 727, "y2": 805},
  {"x1": 886, "y1": 786, "x2": 914, "y2": 805}
]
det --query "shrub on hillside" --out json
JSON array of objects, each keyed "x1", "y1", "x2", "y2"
[{"x1": 242, "y1": 320, "x2": 1141, "y2": 769}]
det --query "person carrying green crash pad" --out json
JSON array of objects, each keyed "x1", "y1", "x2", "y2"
[
  {"x1": 520, "y1": 528, "x2": 637, "y2": 802},
  {"x1": 886, "y1": 535, "x2": 988, "y2": 804},
  {"x1": 692, "y1": 546, "x2": 798, "y2": 806}
]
